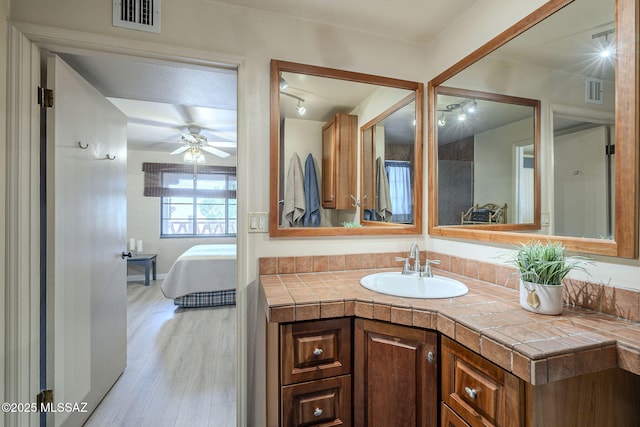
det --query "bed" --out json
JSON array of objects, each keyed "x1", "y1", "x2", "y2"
[{"x1": 161, "y1": 244, "x2": 236, "y2": 308}]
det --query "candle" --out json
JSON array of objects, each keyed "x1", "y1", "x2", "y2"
[
  {"x1": 130, "y1": 238, "x2": 136, "y2": 251},
  {"x1": 136, "y1": 240, "x2": 143, "y2": 253}
]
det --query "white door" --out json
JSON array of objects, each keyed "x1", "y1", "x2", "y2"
[{"x1": 45, "y1": 54, "x2": 128, "y2": 426}]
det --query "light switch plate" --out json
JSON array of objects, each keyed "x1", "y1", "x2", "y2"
[
  {"x1": 541, "y1": 212, "x2": 550, "y2": 226},
  {"x1": 248, "y1": 212, "x2": 269, "y2": 233}
]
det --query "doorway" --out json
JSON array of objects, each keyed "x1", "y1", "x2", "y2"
[{"x1": 4, "y1": 24, "x2": 244, "y2": 426}]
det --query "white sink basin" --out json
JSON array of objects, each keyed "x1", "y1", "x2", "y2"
[{"x1": 360, "y1": 272, "x2": 469, "y2": 299}]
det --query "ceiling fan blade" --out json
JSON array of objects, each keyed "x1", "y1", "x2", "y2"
[
  {"x1": 202, "y1": 145, "x2": 231, "y2": 158},
  {"x1": 170, "y1": 145, "x2": 189, "y2": 155}
]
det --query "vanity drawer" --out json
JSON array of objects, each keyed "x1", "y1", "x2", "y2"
[
  {"x1": 281, "y1": 375, "x2": 352, "y2": 427},
  {"x1": 441, "y1": 336, "x2": 523, "y2": 427},
  {"x1": 442, "y1": 402, "x2": 471, "y2": 427},
  {"x1": 281, "y1": 317, "x2": 352, "y2": 385}
]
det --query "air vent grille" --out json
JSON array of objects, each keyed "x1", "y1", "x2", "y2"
[
  {"x1": 113, "y1": 0, "x2": 161, "y2": 33},
  {"x1": 585, "y1": 77, "x2": 604, "y2": 104}
]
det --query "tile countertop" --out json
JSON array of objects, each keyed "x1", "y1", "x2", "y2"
[{"x1": 259, "y1": 268, "x2": 640, "y2": 386}]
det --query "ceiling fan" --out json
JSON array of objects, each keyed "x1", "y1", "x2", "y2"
[{"x1": 170, "y1": 125, "x2": 231, "y2": 160}]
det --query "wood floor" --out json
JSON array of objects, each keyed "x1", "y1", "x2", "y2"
[{"x1": 84, "y1": 281, "x2": 237, "y2": 426}]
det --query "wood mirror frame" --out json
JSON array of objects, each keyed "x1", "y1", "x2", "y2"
[
  {"x1": 428, "y1": 0, "x2": 638, "y2": 258},
  {"x1": 270, "y1": 59, "x2": 424, "y2": 237}
]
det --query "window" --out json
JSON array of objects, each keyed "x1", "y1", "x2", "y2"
[
  {"x1": 142, "y1": 163, "x2": 236, "y2": 237},
  {"x1": 385, "y1": 160, "x2": 413, "y2": 223}
]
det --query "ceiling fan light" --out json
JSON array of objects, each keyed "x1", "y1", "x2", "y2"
[{"x1": 183, "y1": 150, "x2": 193, "y2": 162}]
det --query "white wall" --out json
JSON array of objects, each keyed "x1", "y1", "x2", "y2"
[
  {"x1": 554, "y1": 126, "x2": 609, "y2": 238},
  {"x1": 474, "y1": 117, "x2": 534, "y2": 223}
]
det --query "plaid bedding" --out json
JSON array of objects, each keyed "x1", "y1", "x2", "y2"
[{"x1": 173, "y1": 289, "x2": 236, "y2": 308}]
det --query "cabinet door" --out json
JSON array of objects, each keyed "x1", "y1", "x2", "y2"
[
  {"x1": 322, "y1": 113, "x2": 357, "y2": 209},
  {"x1": 354, "y1": 319, "x2": 438, "y2": 427},
  {"x1": 322, "y1": 118, "x2": 337, "y2": 208}
]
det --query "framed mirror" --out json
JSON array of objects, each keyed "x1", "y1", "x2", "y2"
[
  {"x1": 428, "y1": 0, "x2": 638, "y2": 258},
  {"x1": 270, "y1": 60, "x2": 424, "y2": 237}
]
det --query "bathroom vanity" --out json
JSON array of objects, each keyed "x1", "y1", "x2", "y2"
[{"x1": 262, "y1": 265, "x2": 640, "y2": 427}]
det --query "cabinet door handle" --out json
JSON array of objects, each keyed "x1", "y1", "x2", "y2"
[
  {"x1": 427, "y1": 351, "x2": 434, "y2": 364},
  {"x1": 312, "y1": 348, "x2": 323, "y2": 356},
  {"x1": 313, "y1": 408, "x2": 323, "y2": 417},
  {"x1": 464, "y1": 386, "x2": 478, "y2": 399}
]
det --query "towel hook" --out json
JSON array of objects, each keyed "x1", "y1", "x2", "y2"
[
  {"x1": 105, "y1": 154, "x2": 116, "y2": 160},
  {"x1": 78, "y1": 141, "x2": 89, "y2": 149}
]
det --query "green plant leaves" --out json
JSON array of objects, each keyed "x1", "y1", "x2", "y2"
[{"x1": 509, "y1": 241, "x2": 591, "y2": 285}]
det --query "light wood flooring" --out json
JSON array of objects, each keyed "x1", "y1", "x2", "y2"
[{"x1": 84, "y1": 280, "x2": 237, "y2": 426}]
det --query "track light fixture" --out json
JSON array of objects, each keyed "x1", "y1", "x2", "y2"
[
  {"x1": 281, "y1": 91, "x2": 307, "y2": 116},
  {"x1": 437, "y1": 98, "x2": 477, "y2": 127},
  {"x1": 296, "y1": 100, "x2": 306, "y2": 116},
  {"x1": 592, "y1": 29, "x2": 615, "y2": 59},
  {"x1": 279, "y1": 74, "x2": 288, "y2": 90}
]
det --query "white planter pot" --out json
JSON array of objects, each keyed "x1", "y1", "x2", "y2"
[{"x1": 519, "y1": 279, "x2": 564, "y2": 315}]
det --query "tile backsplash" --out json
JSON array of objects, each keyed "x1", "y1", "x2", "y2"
[{"x1": 259, "y1": 250, "x2": 640, "y2": 322}]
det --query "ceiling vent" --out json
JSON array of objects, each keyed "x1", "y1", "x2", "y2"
[
  {"x1": 585, "y1": 77, "x2": 604, "y2": 104},
  {"x1": 113, "y1": 0, "x2": 161, "y2": 33}
]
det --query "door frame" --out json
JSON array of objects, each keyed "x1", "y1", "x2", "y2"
[{"x1": 4, "y1": 21, "x2": 248, "y2": 426}]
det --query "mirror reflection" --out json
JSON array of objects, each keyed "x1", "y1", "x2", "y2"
[
  {"x1": 436, "y1": 89, "x2": 538, "y2": 227},
  {"x1": 431, "y1": 0, "x2": 620, "y2": 240},
  {"x1": 271, "y1": 60, "x2": 423, "y2": 236},
  {"x1": 361, "y1": 97, "x2": 416, "y2": 224}
]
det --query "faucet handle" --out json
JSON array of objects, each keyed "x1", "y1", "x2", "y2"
[
  {"x1": 424, "y1": 259, "x2": 441, "y2": 266},
  {"x1": 395, "y1": 257, "x2": 411, "y2": 273}
]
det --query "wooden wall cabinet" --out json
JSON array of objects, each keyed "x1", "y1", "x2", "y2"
[
  {"x1": 354, "y1": 319, "x2": 438, "y2": 427},
  {"x1": 322, "y1": 113, "x2": 358, "y2": 209}
]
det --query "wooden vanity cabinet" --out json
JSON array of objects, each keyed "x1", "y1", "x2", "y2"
[
  {"x1": 321, "y1": 113, "x2": 357, "y2": 209},
  {"x1": 441, "y1": 336, "x2": 524, "y2": 427},
  {"x1": 267, "y1": 317, "x2": 352, "y2": 427},
  {"x1": 354, "y1": 319, "x2": 438, "y2": 427}
]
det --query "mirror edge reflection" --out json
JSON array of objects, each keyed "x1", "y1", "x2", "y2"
[
  {"x1": 433, "y1": 85, "x2": 542, "y2": 231},
  {"x1": 427, "y1": 0, "x2": 639, "y2": 258},
  {"x1": 269, "y1": 59, "x2": 424, "y2": 237}
]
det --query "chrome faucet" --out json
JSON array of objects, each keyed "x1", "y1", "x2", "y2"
[
  {"x1": 409, "y1": 242, "x2": 421, "y2": 272},
  {"x1": 396, "y1": 241, "x2": 441, "y2": 277}
]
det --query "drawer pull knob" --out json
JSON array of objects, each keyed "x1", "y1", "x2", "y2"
[
  {"x1": 427, "y1": 351, "x2": 434, "y2": 364},
  {"x1": 314, "y1": 408, "x2": 323, "y2": 417},
  {"x1": 312, "y1": 348, "x2": 323, "y2": 356},
  {"x1": 464, "y1": 386, "x2": 478, "y2": 399}
]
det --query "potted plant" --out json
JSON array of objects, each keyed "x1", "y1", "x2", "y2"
[{"x1": 508, "y1": 241, "x2": 590, "y2": 315}]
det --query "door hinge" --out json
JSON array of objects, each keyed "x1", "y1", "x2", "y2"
[
  {"x1": 38, "y1": 87, "x2": 54, "y2": 108},
  {"x1": 606, "y1": 144, "x2": 615, "y2": 156},
  {"x1": 36, "y1": 389, "x2": 54, "y2": 407}
]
